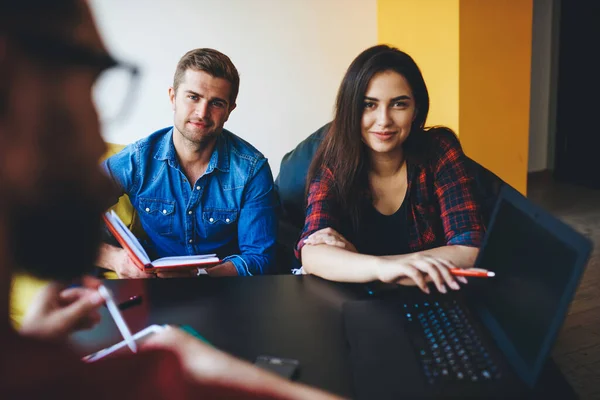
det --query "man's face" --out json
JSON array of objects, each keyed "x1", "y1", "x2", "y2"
[
  {"x1": 169, "y1": 69, "x2": 236, "y2": 146},
  {"x1": 0, "y1": 5, "x2": 115, "y2": 281}
]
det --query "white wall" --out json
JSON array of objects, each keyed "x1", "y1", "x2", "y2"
[
  {"x1": 528, "y1": 0, "x2": 554, "y2": 172},
  {"x1": 90, "y1": 0, "x2": 377, "y2": 177}
]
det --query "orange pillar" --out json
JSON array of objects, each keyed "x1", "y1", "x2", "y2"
[
  {"x1": 459, "y1": 0, "x2": 532, "y2": 194},
  {"x1": 377, "y1": 0, "x2": 532, "y2": 194}
]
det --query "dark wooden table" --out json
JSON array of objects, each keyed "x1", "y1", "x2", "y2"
[{"x1": 73, "y1": 275, "x2": 579, "y2": 398}]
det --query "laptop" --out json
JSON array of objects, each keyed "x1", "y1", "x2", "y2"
[{"x1": 343, "y1": 185, "x2": 592, "y2": 399}]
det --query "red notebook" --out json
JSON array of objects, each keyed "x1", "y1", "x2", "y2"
[{"x1": 103, "y1": 210, "x2": 220, "y2": 273}]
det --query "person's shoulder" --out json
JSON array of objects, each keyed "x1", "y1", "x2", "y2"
[
  {"x1": 411, "y1": 126, "x2": 462, "y2": 164},
  {"x1": 132, "y1": 126, "x2": 173, "y2": 153},
  {"x1": 424, "y1": 126, "x2": 462, "y2": 152},
  {"x1": 223, "y1": 129, "x2": 266, "y2": 163},
  {"x1": 109, "y1": 127, "x2": 172, "y2": 159}
]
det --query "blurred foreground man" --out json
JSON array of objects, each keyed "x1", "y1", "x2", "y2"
[{"x1": 0, "y1": 1, "x2": 339, "y2": 398}]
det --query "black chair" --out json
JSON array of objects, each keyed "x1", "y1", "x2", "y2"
[
  {"x1": 274, "y1": 123, "x2": 506, "y2": 273},
  {"x1": 463, "y1": 156, "x2": 506, "y2": 227}
]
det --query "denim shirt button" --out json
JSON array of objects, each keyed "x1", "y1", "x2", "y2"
[
  {"x1": 145, "y1": 207, "x2": 150, "y2": 212},
  {"x1": 188, "y1": 211, "x2": 192, "y2": 215},
  {"x1": 209, "y1": 217, "x2": 214, "y2": 222},
  {"x1": 162, "y1": 209, "x2": 167, "y2": 214},
  {"x1": 188, "y1": 239, "x2": 193, "y2": 243},
  {"x1": 226, "y1": 218, "x2": 230, "y2": 223},
  {"x1": 196, "y1": 186, "x2": 201, "y2": 190}
]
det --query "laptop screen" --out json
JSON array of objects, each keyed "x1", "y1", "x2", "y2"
[{"x1": 471, "y1": 187, "x2": 590, "y2": 387}]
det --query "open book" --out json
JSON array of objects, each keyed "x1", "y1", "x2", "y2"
[{"x1": 103, "y1": 210, "x2": 220, "y2": 273}]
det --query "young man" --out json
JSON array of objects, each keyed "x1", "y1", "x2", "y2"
[
  {"x1": 97, "y1": 48, "x2": 277, "y2": 278},
  {"x1": 0, "y1": 1, "x2": 337, "y2": 398}
]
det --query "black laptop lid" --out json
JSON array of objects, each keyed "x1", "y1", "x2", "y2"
[{"x1": 471, "y1": 185, "x2": 592, "y2": 388}]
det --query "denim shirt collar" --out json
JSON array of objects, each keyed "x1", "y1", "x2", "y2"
[{"x1": 153, "y1": 127, "x2": 230, "y2": 173}]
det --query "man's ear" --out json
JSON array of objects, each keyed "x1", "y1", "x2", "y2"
[
  {"x1": 224, "y1": 102, "x2": 236, "y2": 123},
  {"x1": 168, "y1": 87, "x2": 176, "y2": 111}
]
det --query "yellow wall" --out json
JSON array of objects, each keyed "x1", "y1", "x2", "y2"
[
  {"x1": 459, "y1": 0, "x2": 532, "y2": 194},
  {"x1": 378, "y1": 0, "x2": 460, "y2": 133},
  {"x1": 377, "y1": 0, "x2": 532, "y2": 194}
]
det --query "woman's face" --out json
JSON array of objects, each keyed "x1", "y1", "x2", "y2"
[{"x1": 361, "y1": 70, "x2": 416, "y2": 156}]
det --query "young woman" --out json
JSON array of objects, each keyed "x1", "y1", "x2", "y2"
[{"x1": 297, "y1": 45, "x2": 485, "y2": 294}]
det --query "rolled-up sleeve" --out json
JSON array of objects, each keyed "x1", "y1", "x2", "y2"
[
  {"x1": 226, "y1": 159, "x2": 278, "y2": 276},
  {"x1": 433, "y1": 133, "x2": 485, "y2": 248},
  {"x1": 295, "y1": 168, "x2": 342, "y2": 261}
]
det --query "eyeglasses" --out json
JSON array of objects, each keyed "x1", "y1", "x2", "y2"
[
  {"x1": 93, "y1": 60, "x2": 140, "y2": 124},
  {"x1": 14, "y1": 32, "x2": 140, "y2": 124}
]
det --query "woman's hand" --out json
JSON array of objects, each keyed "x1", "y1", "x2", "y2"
[
  {"x1": 303, "y1": 228, "x2": 357, "y2": 253},
  {"x1": 19, "y1": 276, "x2": 105, "y2": 342},
  {"x1": 377, "y1": 253, "x2": 467, "y2": 294}
]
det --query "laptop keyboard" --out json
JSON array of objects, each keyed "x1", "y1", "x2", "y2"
[{"x1": 402, "y1": 299, "x2": 501, "y2": 386}]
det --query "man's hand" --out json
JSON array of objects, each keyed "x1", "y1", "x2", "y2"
[
  {"x1": 19, "y1": 276, "x2": 105, "y2": 342},
  {"x1": 97, "y1": 243, "x2": 153, "y2": 279}
]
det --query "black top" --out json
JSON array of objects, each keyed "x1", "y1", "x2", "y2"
[{"x1": 357, "y1": 194, "x2": 410, "y2": 256}]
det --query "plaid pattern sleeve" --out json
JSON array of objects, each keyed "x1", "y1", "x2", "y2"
[
  {"x1": 295, "y1": 167, "x2": 342, "y2": 260},
  {"x1": 431, "y1": 131, "x2": 485, "y2": 247}
]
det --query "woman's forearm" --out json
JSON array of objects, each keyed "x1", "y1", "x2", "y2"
[
  {"x1": 301, "y1": 245, "x2": 382, "y2": 283},
  {"x1": 302, "y1": 244, "x2": 479, "y2": 283},
  {"x1": 404, "y1": 245, "x2": 479, "y2": 269}
]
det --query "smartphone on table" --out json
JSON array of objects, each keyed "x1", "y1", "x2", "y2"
[{"x1": 254, "y1": 356, "x2": 300, "y2": 379}]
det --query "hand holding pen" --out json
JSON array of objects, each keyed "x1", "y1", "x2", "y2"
[
  {"x1": 98, "y1": 285, "x2": 137, "y2": 353},
  {"x1": 19, "y1": 276, "x2": 105, "y2": 342}
]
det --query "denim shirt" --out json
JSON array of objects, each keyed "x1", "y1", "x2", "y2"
[{"x1": 103, "y1": 127, "x2": 278, "y2": 276}]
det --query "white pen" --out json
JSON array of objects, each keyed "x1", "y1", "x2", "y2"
[{"x1": 98, "y1": 285, "x2": 137, "y2": 354}]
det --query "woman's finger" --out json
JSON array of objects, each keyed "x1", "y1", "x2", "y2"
[
  {"x1": 414, "y1": 259, "x2": 446, "y2": 294},
  {"x1": 432, "y1": 258, "x2": 461, "y2": 290},
  {"x1": 305, "y1": 234, "x2": 345, "y2": 248},
  {"x1": 324, "y1": 237, "x2": 346, "y2": 247},
  {"x1": 403, "y1": 267, "x2": 429, "y2": 294},
  {"x1": 429, "y1": 259, "x2": 460, "y2": 291}
]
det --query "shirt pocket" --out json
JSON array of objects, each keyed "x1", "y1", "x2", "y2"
[
  {"x1": 139, "y1": 198, "x2": 176, "y2": 236},
  {"x1": 202, "y1": 208, "x2": 238, "y2": 241}
]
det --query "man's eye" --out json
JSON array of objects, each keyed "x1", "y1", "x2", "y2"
[
  {"x1": 211, "y1": 101, "x2": 225, "y2": 108},
  {"x1": 188, "y1": 95, "x2": 198, "y2": 101}
]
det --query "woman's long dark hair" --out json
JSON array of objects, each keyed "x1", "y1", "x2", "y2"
[{"x1": 306, "y1": 45, "x2": 431, "y2": 233}]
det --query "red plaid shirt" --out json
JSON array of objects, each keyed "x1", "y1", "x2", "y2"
[{"x1": 296, "y1": 130, "x2": 485, "y2": 260}]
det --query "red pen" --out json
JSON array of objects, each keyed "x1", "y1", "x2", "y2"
[{"x1": 450, "y1": 268, "x2": 495, "y2": 278}]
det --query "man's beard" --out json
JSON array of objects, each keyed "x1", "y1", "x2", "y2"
[
  {"x1": 10, "y1": 181, "x2": 107, "y2": 282},
  {"x1": 9, "y1": 100, "x2": 112, "y2": 282},
  {"x1": 177, "y1": 120, "x2": 220, "y2": 148}
]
